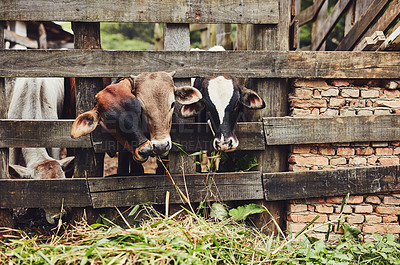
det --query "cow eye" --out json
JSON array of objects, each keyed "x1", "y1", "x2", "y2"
[{"x1": 170, "y1": 102, "x2": 175, "y2": 109}]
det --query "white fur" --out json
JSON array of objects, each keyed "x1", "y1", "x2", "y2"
[{"x1": 208, "y1": 76, "x2": 234, "y2": 124}]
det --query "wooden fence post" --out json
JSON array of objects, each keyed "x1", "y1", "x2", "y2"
[
  {"x1": 0, "y1": 21, "x2": 13, "y2": 232},
  {"x1": 163, "y1": 23, "x2": 195, "y2": 175},
  {"x1": 246, "y1": 0, "x2": 291, "y2": 234},
  {"x1": 216, "y1": 24, "x2": 233, "y2": 50},
  {"x1": 72, "y1": 22, "x2": 104, "y2": 223}
]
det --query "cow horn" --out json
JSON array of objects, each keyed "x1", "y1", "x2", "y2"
[{"x1": 168, "y1": 71, "x2": 176, "y2": 77}]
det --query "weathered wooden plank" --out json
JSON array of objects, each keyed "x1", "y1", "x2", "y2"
[
  {"x1": 0, "y1": 120, "x2": 91, "y2": 148},
  {"x1": 264, "y1": 115, "x2": 400, "y2": 145},
  {"x1": 0, "y1": 22, "x2": 8, "y2": 181},
  {"x1": 336, "y1": 0, "x2": 390, "y2": 51},
  {"x1": 1, "y1": 50, "x2": 400, "y2": 79},
  {"x1": 0, "y1": 178, "x2": 92, "y2": 208},
  {"x1": 311, "y1": 0, "x2": 352, "y2": 51},
  {"x1": 353, "y1": 0, "x2": 400, "y2": 51},
  {"x1": 88, "y1": 172, "x2": 264, "y2": 207},
  {"x1": 0, "y1": 120, "x2": 265, "y2": 151},
  {"x1": 295, "y1": 0, "x2": 325, "y2": 26},
  {"x1": 263, "y1": 165, "x2": 400, "y2": 201},
  {"x1": 0, "y1": 172, "x2": 263, "y2": 208},
  {"x1": 0, "y1": 0, "x2": 278, "y2": 24}
]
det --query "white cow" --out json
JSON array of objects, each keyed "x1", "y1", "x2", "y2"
[{"x1": 7, "y1": 77, "x2": 74, "y2": 224}]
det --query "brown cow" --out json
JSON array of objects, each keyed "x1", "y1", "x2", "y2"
[{"x1": 71, "y1": 71, "x2": 202, "y2": 162}]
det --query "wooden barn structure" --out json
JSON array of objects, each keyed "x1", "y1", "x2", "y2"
[{"x1": 1, "y1": 0, "x2": 400, "y2": 235}]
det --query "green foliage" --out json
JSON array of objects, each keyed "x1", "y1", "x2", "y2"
[{"x1": 228, "y1": 203, "x2": 266, "y2": 221}]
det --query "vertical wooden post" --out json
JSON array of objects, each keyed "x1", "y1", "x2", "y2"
[
  {"x1": 311, "y1": 0, "x2": 328, "y2": 51},
  {"x1": 72, "y1": 22, "x2": 104, "y2": 178},
  {"x1": 71, "y1": 22, "x2": 104, "y2": 223},
  {"x1": 163, "y1": 23, "x2": 196, "y2": 175},
  {"x1": 246, "y1": 0, "x2": 291, "y2": 234},
  {"x1": 0, "y1": 21, "x2": 13, "y2": 232},
  {"x1": 215, "y1": 24, "x2": 232, "y2": 50}
]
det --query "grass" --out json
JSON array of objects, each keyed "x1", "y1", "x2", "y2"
[{"x1": 2, "y1": 202, "x2": 400, "y2": 264}]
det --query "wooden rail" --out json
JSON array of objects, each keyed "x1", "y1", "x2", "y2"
[
  {"x1": 0, "y1": 50, "x2": 400, "y2": 79},
  {"x1": 2, "y1": 164, "x2": 400, "y2": 208},
  {"x1": 0, "y1": 120, "x2": 265, "y2": 152},
  {"x1": 264, "y1": 115, "x2": 400, "y2": 145},
  {"x1": 0, "y1": 172, "x2": 263, "y2": 208},
  {"x1": 0, "y1": 0, "x2": 278, "y2": 24}
]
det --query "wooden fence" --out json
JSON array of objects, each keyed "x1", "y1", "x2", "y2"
[{"x1": 1, "y1": 0, "x2": 400, "y2": 230}]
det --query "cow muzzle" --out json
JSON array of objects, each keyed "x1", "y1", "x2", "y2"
[
  {"x1": 152, "y1": 138, "x2": 172, "y2": 157},
  {"x1": 134, "y1": 140, "x2": 153, "y2": 163},
  {"x1": 213, "y1": 136, "x2": 239, "y2": 152}
]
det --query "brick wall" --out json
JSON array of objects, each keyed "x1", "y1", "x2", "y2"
[{"x1": 287, "y1": 79, "x2": 400, "y2": 240}]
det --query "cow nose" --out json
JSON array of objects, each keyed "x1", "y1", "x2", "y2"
[
  {"x1": 213, "y1": 137, "x2": 238, "y2": 152},
  {"x1": 153, "y1": 141, "x2": 171, "y2": 157},
  {"x1": 134, "y1": 140, "x2": 153, "y2": 163}
]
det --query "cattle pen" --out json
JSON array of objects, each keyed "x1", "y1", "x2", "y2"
[{"x1": 1, "y1": 0, "x2": 400, "y2": 238}]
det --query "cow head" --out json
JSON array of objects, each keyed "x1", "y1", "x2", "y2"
[
  {"x1": 71, "y1": 78, "x2": 153, "y2": 162},
  {"x1": 132, "y1": 71, "x2": 202, "y2": 156},
  {"x1": 181, "y1": 75, "x2": 265, "y2": 152}
]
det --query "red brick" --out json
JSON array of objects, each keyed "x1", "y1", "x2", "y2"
[
  {"x1": 315, "y1": 205, "x2": 334, "y2": 213},
  {"x1": 289, "y1": 204, "x2": 308, "y2": 213},
  {"x1": 368, "y1": 156, "x2": 379, "y2": 165},
  {"x1": 383, "y1": 196, "x2": 400, "y2": 205},
  {"x1": 290, "y1": 165, "x2": 309, "y2": 172},
  {"x1": 313, "y1": 89, "x2": 321, "y2": 97},
  {"x1": 293, "y1": 80, "x2": 330, "y2": 88},
  {"x1": 292, "y1": 108, "x2": 312, "y2": 116},
  {"x1": 354, "y1": 205, "x2": 373, "y2": 213},
  {"x1": 382, "y1": 215, "x2": 398, "y2": 223},
  {"x1": 307, "y1": 198, "x2": 325, "y2": 204},
  {"x1": 379, "y1": 157, "x2": 400, "y2": 165},
  {"x1": 291, "y1": 88, "x2": 313, "y2": 98},
  {"x1": 311, "y1": 108, "x2": 320, "y2": 115},
  {"x1": 330, "y1": 157, "x2": 347, "y2": 166},
  {"x1": 355, "y1": 147, "x2": 374, "y2": 156},
  {"x1": 365, "y1": 196, "x2": 381, "y2": 204},
  {"x1": 289, "y1": 155, "x2": 329, "y2": 166},
  {"x1": 319, "y1": 147, "x2": 336, "y2": 156},
  {"x1": 332, "y1": 80, "x2": 350, "y2": 87},
  {"x1": 349, "y1": 157, "x2": 367, "y2": 166},
  {"x1": 348, "y1": 196, "x2": 364, "y2": 204},
  {"x1": 341, "y1": 89, "x2": 359, "y2": 98},
  {"x1": 337, "y1": 147, "x2": 355, "y2": 156},
  {"x1": 365, "y1": 215, "x2": 382, "y2": 223},
  {"x1": 288, "y1": 222, "x2": 308, "y2": 233},
  {"x1": 375, "y1": 100, "x2": 400, "y2": 108},
  {"x1": 292, "y1": 145, "x2": 311, "y2": 154},
  {"x1": 288, "y1": 213, "x2": 328, "y2": 223},
  {"x1": 383, "y1": 89, "x2": 400, "y2": 98},
  {"x1": 374, "y1": 109, "x2": 391, "y2": 115},
  {"x1": 291, "y1": 99, "x2": 327, "y2": 108},
  {"x1": 394, "y1": 147, "x2": 400, "y2": 155},
  {"x1": 376, "y1": 206, "x2": 400, "y2": 215},
  {"x1": 326, "y1": 196, "x2": 346, "y2": 204},
  {"x1": 349, "y1": 99, "x2": 365, "y2": 108},
  {"x1": 334, "y1": 205, "x2": 352, "y2": 214},
  {"x1": 361, "y1": 90, "x2": 380, "y2": 98},
  {"x1": 363, "y1": 224, "x2": 400, "y2": 234},
  {"x1": 321, "y1": 88, "x2": 339, "y2": 97},
  {"x1": 347, "y1": 214, "x2": 365, "y2": 224},
  {"x1": 329, "y1": 98, "x2": 346, "y2": 107},
  {"x1": 376, "y1": 148, "x2": 393, "y2": 156}
]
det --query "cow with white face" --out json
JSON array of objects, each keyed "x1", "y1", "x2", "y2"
[
  {"x1": 7, "y1": 77, "x2": 75, "y2": 224},
  {"x1": 71, "y1": 71, "x2": 202, "y2": 162},
  {"x1": 181, "y1": 75, "x2": 265, "y2": 152}
]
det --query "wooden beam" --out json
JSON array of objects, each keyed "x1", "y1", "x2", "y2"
[
  {"x1": 311, "y1": 0, "x2": 352, "y2": 51},
  {"x1": 264, "y1": 165, "x2": 400, "y2": 201},
  {"x1": 1, "y1": 50, "x2": 400, "y2": 79},
  {"x1": 353, "y1": 0, "x2": 400, "y2": 51},
  {"x1": 0, "y1": 172, "x2": 263, "y2": 208},
  {"x1": 0, "y1": 178, "x2": 92, "y2": 208},
  {"x1": 380, "y1": 26, "x2": 400, "y2": 51},
  {"x1": 0, "y1": 22, "x2": 8, "y2": 180},
  {"x1": 264, "y1": 115, "x2": 400, "y2": 145},
  {"x1": 0, "y1": 0, "x2": 279, "y2": 24},
  {"x1": 295, "y1": 0, "x2": 326, "y2": 26},
  {"x1": 4, "y1": 29, "x2": 38, "y2": 49},
  {"x1": 336, "y1": 0, "x2": 390, "y2": 51},
  {"x1": 356, "y1": 31, "x2": 385, "y2": 51},
  {"x1": 0, "y1": 120, "x2": 265, "y2": 151}
]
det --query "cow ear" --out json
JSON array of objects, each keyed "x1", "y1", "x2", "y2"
[
  {"x1": 240, "y1": 87, "x2": 265, "y2": 109},
  {"x1": 9, "y1": 164, "x2": 31, "y2": 179},
  {"x1": 58, "y1": 156, "x2": 75, "y2": 170},
  {"x1": 70, "y1": 109, "x2": 100, "y2": 138},
  {"x1": 179, "y1": 102, "x2": 204, "y2": 118},
  {"x1": 175, "y1": 86, "x2": 202, "y2": 105}
]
